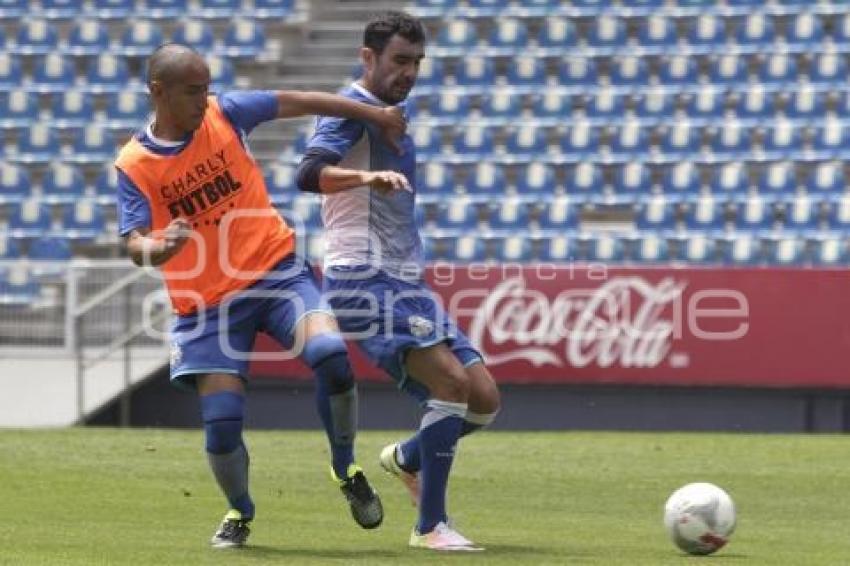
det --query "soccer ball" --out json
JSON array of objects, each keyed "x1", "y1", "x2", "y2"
[{"x1": 663, "y1": 482, "x2": 736, "y2": 555}]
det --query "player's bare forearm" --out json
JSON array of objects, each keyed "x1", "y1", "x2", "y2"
[
  {"x1": 318, "y1": 166, "x2": 410, "y2": 194},
  {"x1": 125, "y1": 219, "x2": 191, "y2": 267}
]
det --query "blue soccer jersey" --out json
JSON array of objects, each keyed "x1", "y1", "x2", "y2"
[{"x1": 306, "y1": 83, "x2": 420, "y2": 277}]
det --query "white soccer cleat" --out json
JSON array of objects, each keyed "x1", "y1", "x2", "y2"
[
  {"x1": 379, "y1": 442, "x2": 420, "y2": 507},
  {"x1": 409, "y1": 521, "x2": 484, "y2": 552}
]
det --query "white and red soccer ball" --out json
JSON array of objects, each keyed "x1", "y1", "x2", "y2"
[{"x1": 663, "y1": 482, "x2": 736, "y2": 555}]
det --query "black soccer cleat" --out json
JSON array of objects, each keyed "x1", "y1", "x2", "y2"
[
  {"x1": 210, "y1": 509, "x2": 251, "y2": 548},
  {"x1": 333, "y1": 464, "x2": 384, "y2": 529}
]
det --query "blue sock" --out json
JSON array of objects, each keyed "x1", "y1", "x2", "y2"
[
  {"x1": 303, "y1": 333, "x2": 357, "y2": 479},
  {"x1": 397, "y1": 410, "x2": 498, "y2": 474},
  {"x1": 416, "y1": 400, "x2": 467, "y2": 534},
  {"x1": 201, "y1": 391, "x2": 255, "y2": 520}
]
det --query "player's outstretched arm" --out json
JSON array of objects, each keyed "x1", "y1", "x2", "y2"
[
  {"x1": 275, "y1": 91, "x2": 406, "y2": 154},
  {"x1": 125, "y1": 218, "x2": 192, "y2": 267},
  {"x1": 320, "y1": 167, "x2": 410, "y2": 194}
]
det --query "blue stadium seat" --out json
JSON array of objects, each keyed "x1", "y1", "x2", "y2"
[
  {"x1": 0, "y1": 0, "x2": 26, "y2": 19},
  {"x1": 810, "y1": 237, "x2": 849, "y2": 266},
  {"x1": 0, "y1": 235, "x2": 20, "y2": 259},
  {"x1": 614, "y1": 162, "x2": 653, "y2": 196},
  {"x1": 411, "y1": 125, "x2": 442, "y2": 158},
  {"x1": 61, "y1": 200, "x2": 105, "y2": 240},
  {"x1": 14, "y1": 19, "x2": 58, "y2": 55},
  {"x1": 517, "y1": 162, "x2": 556, "y2": 195},
  {"x1": 119, "y1": 20, "x2": 164, "y2": 57},
  {"x1": 720, "y1": 234, "x2": 761, "y2": 265},
  {"x1": 763, "y1": 237, "x2": 806, "y2": 265},
  {"x1": 812, "y1": 122, "x2": 850, "y2": 158},
  {"x1": 28, "y1": 236, "x2": 71, "y2": 261},
  {"x1": 264, "y1": 163, "x2": 297, "y2": 195},
  {"x1": 432, "y1": 92, "x2": 470, "y2": 118},
  {"x1": 586, "y1": 90, "x2": 627, "y2": 121},
  {"x1": 782, "y1": 196, "x2": 821, "y2": 232},
  {"x1": 660, "y1": 123, "x2": 702, "y2": 157},
  {"x1": 638, "y1": 15, "x2": 677, "y2": 48},
  {"x1": 222, "y1": 18, "x2": 266, "y2": 57},
  {"x1": 663, "y1": 162, "x2": 702, "y2": 199},
  {"x1": 560, "y1": 122, "x2": 601, "y2": 160},
  {"x1": 446, "y1": 236, "x2": 486, "y2": 262},
  {"x1": 609, "y1": 56, "x2": 650, "y2": 87},
  {"x1": 832, "y1": 13, "x2": 850, "y2": 44},
  {"x1": 831, "y1": 91, "x2": 850, "y2": 120},
  {"x1": 12, "y1": 125, "x2": 60, "y2": 164},
  {"x1": 507, "y1": 56, "x2": 547, "y2": 86},
  {"x1": 86, "y1": 54, "x2": 131, "y2": 92},
  {"x1": 826, "y1": 195, "x2": 850, "y2": 232},
  {"x1": 635, "y1": 196, "x2": 677, "y2": 232},
  {"x1": 809, "y1": 52, "x2": 846, "y2": 85},
  {"x1": 420, "y1": 237, "x2": 437, "y2": 262},
  {"x1": 9, "y1": 199, "x2": 52, "y2": 237},
  {"x1": 587, "y1": 16, "x2": 627, "y2": 49},
  {"x1": 146, "y1": 0, "x2": 188, "y2": 18},
  {"x1": 456, "y1": 56, "x2": 495, "y2": 86},
  {"x1": 585, "y1": 234, "x2": 625, "y2": 262},
  {"x1": 453, "y1": 126, "x2": 495, "y2": 157},
  {"x1": 418, "y1": 162, "x2": 455, "y2": 195},
  {"x1": 488, "y1": 19, "x2": 528, "y2": 49},
  {"x1": 415, "y1": 0, "x2": 459, "y2": 11},
  {"x1": 94, "y1": 164, "x2": 118, "y2": 198},
  {"x1": 493, "y1": 236, "x2": 532, "y2": 262},
  {"x1": 559, "y1": 57, "x2": 598, "y2": 87},
  {"x1": 761, "y1": 122, "x2": 804, "y2": 158},
  {"x1": 686, "y1": 15, "x2": 726, "y2": 49},
  {"x1": 437, "y1": 199, "x2": 478, "y2": 230},
  {"x1": 32, "y1": 54, "x2": 75, "y2": 92},
  {"x1": 104, "y1": 92, "x2": 148, "y2": 128},
  {"x1": 68, "y1": 126, "x2": 116, "y2": 164},
  {"x1": 634, "y1": 91, "x2": 675, "y2": 121},
  {"x1": 806, "y1": 161, "x2": 844, "y2": 196},
  {"x1": 784, "y1": 87, "x2": 825, "y2": 121},
  {"x1": 732, "y1": 13, "x2": 776, "y2": 47},
  {"x1": 0, "y1": 162, "x2": 31, "y2": 201},
  {"x1": 538, "y1": 235, "x2": 575, "y2": 262},
  {"x1": 632, "y1": 235, "x2": 671, "y2": 263},
  {"x1": 42, "y1": 163, "x2": 85, "y2": 202},
  {"x1": 758, "y1": 161, "x2": 797, "y2": 197},
  {"x1": 675, "y1": 235, "x2": 717, "y2": 264},
  {"x1": 684, "y1": 87, "x2": 726, "y2": 121},
  {"x1": 489, "y1": 199, "x2": 531, "y2": 230},
  {"x1": 684, "y1": 197, "x2": 726, "y2": 232},
  {"x1": 173, "y1": 20, "x2": 215, "y2": 51},
  {"x1": 757, "y1": 54, "x2": 798, "y2": 85},
  {"x1": 252, "y1": 0, "x2": 295, "y2": 19},
  {"x1": 483, "y1": 92, "x2": 522, "y2": 118},
  {"x1": 51, "y1": 90, "x2": 94, "y2": 128},
  {"x1": 565, "y1": 162, "x2": 604, "y2": 199},
  {"x1": 609, "y1": 122, "x2": 651, "y2": 159},
  {"x1": 658, "y1": 55, "x2": 699, "y2": 86},
  {"x1": 465, "y1": 162, "x2": 506, "y2": 195},
  {"x1": 437, "y1": 20, "x2": 477, "y2": 48},
  {"x1": 468, "y1": 0, "x2": 510, "y2": 8},
  {"x1": 733, "y1": 87, "x2": 776, "y2": 121},
  {"x1": 414, "y1": 58, "x2": 444, "y2": 87},
  {"x1": 534, "y1": 92, "x2": 570, "y2": 118},
  {"x1": 0, "y1": 90, "x2": 39, "y2": 128},
  {"x1": 709, "y1": 55, "x2": 749, "y2": 86},
  {"x1": 90, "y1": 0, "x2": 134, "y2": 18},
  {"x1": 0, "y1": 53, "x2": 22, "y2": 91},
  {"x1": 710, "y1": 161, "x2": 749, "y2": 199},
  {"x1": 0, "y1": 265, "x2": 40, "y2": 305},
  {"x1": 538, "y1": 17, "x2": 578, "y2": 48},
  {"x1": 733, "y1": 196, "x2": 776, "y2": 232},
  {"x1": 538, "y1": 197, "x2": 579, "y2": 231},
  {"x1": 67, "y1": 20, "x2": 110, "y2": 56},
  {"x1": 709, "y1": 121, "x2": 753, "y2": 157},
  {"x1": 199, "y1": 0, "x2": 241, "y2": 17},
  {"x1": 506, "y1": 126, "x2": 548, "y2": 158},
  {"x1": 786, "y1": 12, "x2": 824, "y2": 45}
]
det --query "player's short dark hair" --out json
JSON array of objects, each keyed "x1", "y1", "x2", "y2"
[
  {"x1": 147, "y1": 42, "x2": 202, "y2": 85},
  {"x1": 363, "y1": 11, "x2": 426, "y2": 55}
]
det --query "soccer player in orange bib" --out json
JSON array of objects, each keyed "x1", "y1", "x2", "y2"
[{"x1": 115, "y1": 43, "x2": 406, "y2": 548}]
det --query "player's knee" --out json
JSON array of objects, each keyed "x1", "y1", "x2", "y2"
[
  {"x1": 303, "y1": 333, "x2": 354, "y2": 394},
  {"x1": 432, "y1": 367, "x2": 470, "y2": 403},
  {"x1": 201, "y1": 391, "x2": 244, "y2": 454},
  {"x1": 475, "y1": 379, "x2": 501, "y2": 416}
]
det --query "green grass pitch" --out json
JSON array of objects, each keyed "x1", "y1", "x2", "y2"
[{"x1": 1, "y1": 429, "x2": 849, "y2": 565}]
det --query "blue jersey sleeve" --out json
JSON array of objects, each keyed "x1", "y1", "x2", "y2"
[
  {"x1": 116, "y1": 168, "x2": 152, "y2": 236},
  {"x1": 217, "y1": 91, "x2": 279, "y2": 135},
  {"x1": 307, "y1": 114, "x2": 366, "y2": 157}
]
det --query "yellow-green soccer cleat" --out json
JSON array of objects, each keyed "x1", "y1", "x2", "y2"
[
  {"x1": 210, "y1": 509, "x2": 250, "y2": 548},
  {"x1": 409, "y1": 521, "x2": 484, "y2": 552},
  {"x1": 379, "y1": 442, "x2": 420, "y2": 507},
  {"x1": 332, "y1": 463, "x2": 384, "y2": 529}
]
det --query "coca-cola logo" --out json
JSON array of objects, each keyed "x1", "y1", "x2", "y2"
[{"x1": 466, "y1": 276, "x2": 687, "y2": 369}]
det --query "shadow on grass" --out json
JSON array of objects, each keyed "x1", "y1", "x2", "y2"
[{"x1": 239, "y1": 545, "x2": 405, "y2": 560}]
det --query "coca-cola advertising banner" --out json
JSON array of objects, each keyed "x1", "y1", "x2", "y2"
[{"x1": 250, "y1": 266, "x2": 850, "y2": 388}]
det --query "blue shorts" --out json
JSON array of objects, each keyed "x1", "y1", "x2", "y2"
[
  {"x1": 169, "y1": 254, "x2": 331, "y2": 389},
  {"x1": 323, "y1": 266, "x2": 483, "y2": 402}
]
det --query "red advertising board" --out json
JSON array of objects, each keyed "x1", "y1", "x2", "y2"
[{"x1": 250, "y1": 266, "x2": 850, "y2": 388}]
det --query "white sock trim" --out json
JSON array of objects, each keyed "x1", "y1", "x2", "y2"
[
  {"x1": 421, "y1": 399, "x2": 468, "y2": 429},
  {"x1": 465, "y1": 409, "x2": 498, "y2": 426}
]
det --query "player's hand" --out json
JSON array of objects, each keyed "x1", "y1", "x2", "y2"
[
  {"x1": 365, "y1": 170, "x2": 411, "y2": 193},
  {"x1": 377, "y1": 106, "x2": 407, "y2": 156},
  {"x1": 162, "y1": 218, "x2": 192, "y2": 254}
]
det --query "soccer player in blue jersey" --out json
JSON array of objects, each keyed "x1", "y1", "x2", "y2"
[
  {"x1": 115, "y1": 44, "x2": 407, "y2": 547},
  {"x1": 296, "y1": 12, "x2": 501, "y2": 551}
]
